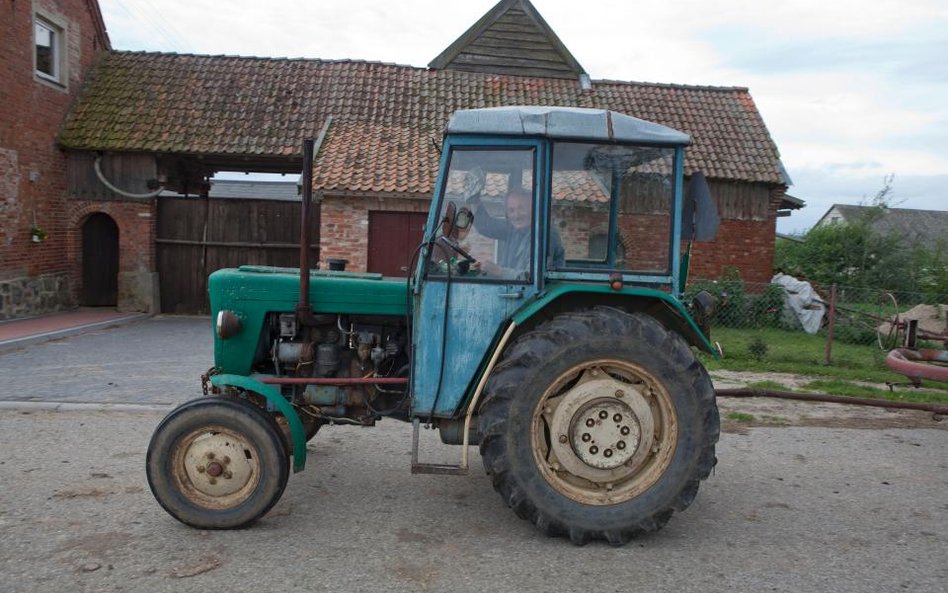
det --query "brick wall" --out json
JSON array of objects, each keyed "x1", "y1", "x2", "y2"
[
  {"x1": 318, "y1": 191, "x2": 780, "y2": 284},
  {"x1": 688, "y1": 187, "x2": 782, "y2": 285},
  {"x1": 319, "y1": 193, "x2": 430, "y2": 272},
  {"x1": 0, "y1": 0, "x2": 108, "y2": 318}
]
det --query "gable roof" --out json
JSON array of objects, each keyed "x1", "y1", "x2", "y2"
[
  {"x1": 429, "y1": 0, "x2": 585, "y2": 80},
  {"x1": 816, "y1": 204, "x2": 948, "y2": 246},
  {"x1": 58, "y1": 52, "x2": 786, "y2": 194}
]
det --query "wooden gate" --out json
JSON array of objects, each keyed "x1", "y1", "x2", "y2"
[
  {"x1": 81, "y1": 213, "x2": 119, "y2": 306},
  {"x1": 367, "y1": 211, "x2": 427, "y2": 277},
  {"x1": 157, "y1": 197, "x2": 316, "y2": 314}
]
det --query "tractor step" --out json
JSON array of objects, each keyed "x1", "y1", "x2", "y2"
[{"x1": 410, "y1": 418, "x2": 469, "y2": 475}]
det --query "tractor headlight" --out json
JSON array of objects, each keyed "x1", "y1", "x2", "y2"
[{"x1": 216, "y1": 310, "x2": 242, "y2": 339}]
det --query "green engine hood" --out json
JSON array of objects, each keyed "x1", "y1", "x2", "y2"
[{"x1": 209, "y1": 266, "x2": 410, "y2": 375}]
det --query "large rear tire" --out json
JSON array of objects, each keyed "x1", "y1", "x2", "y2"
[
  {"x1": 146, "y1": 397, "x2": 290, "y2": 529},
  {"x1": 478, "y1": 308, "x2": 719, "y2": 545}
]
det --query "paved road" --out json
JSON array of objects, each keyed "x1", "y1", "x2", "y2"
[{"x1": 0, "y1": 317, "x2": 945, "y2": 592}]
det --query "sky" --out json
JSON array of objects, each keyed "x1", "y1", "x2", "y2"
[{"x1": 98, "y1": 0, "x2": 948, "y2": 234}]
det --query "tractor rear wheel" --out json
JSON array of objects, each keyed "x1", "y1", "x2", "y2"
[
  {"x1": 146, "y1": 396, "x2": 289, "y2": 529},
  {"x1": 478, "y1": 307, "x2": 719, "y2": 545}
]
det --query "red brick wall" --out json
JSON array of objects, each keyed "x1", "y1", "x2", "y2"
[
  {"x1": 318, "y1": 191, "x2": 781, "y2": 285},
  {"x1": 319, "y1": 194, "x2": 430, "y2": 272},
  {"x1": 0, "y1": 0, "x2": 108, "y2": 317},
  {"x1": 687, "y1": 187, "x2": 782, "y2": 285}
]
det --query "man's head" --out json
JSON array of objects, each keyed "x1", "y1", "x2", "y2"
[{"x1": 505, "y1": 188, "x2": 532, "y2": 230}]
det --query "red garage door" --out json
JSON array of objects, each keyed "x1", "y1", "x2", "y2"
[{"x1": 367, "y1": 211, "x2": 428, "y2": 277}]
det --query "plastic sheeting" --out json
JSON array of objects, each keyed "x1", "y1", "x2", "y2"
[{"x1": 772, "y1": 273, "x2": 825, "y2": 334}]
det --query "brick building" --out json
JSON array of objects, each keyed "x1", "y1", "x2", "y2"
[
  {"x1": 5, "y1": 0, "x2": 802, "y2": 316},
  {"x1": 0, "y1": 0, "x2": 115, "y2": 319}
]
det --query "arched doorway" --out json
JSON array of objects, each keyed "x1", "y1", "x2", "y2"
[{"x1": 81, "y1": 213, "x2": 119, "y2": 306}]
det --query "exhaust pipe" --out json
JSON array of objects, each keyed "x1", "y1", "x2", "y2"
[{"x1": 296, "y1": 117, "x2": 333, "y2": 327}]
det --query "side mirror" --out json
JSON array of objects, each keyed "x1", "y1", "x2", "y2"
[{"x1": 681, "y1": 171, "x2": 719, "y2": 242}]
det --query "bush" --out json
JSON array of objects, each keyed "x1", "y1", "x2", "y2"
[{"x1": 686, "y1": 271, "x2": 788, "y2": 330}]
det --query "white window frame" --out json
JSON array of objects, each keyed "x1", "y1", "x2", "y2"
[{"x1": 33, "y1": 12, "x2": 67, "y2": 87}]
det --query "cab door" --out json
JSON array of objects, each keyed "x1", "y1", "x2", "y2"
[{"x1": 411, "y1": 141, "x2": 545, "y2": 418}]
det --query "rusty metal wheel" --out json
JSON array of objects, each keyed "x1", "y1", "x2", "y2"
[
  {"x1": 146, "y1": 397, "x2": 289, "y2": 529},
  {"x1": 876, "y1": 292, "x2": 902, "y2": 351},
  {"x1": 531, "y1": 360, "x2": 678, "y2": 506},
  {"x1": 478, "y1": 307, "x2": 718, "y2": 545}
]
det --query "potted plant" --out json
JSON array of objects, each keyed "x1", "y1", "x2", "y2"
[{"x1": 30, "y1": 225, "x2": 47, "y2": 243}]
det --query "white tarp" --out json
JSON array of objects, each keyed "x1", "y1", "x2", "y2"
[{"x1": 772, "y1": 273, "x2": 826, "y2": 334}]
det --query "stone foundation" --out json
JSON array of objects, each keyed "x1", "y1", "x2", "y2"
[{"x1": 0, "y1": 272, "x2": 74, "y2": 320}]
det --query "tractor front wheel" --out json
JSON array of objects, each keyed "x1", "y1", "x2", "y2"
[
  {"x1": 478, "y1": 308, "x2": 719, "y2": 545},
  {"x1": 146, "y1": 396, "x2": 289, "y2": 529}
]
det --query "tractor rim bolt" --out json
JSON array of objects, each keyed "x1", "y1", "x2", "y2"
[{"x1": 558, "y1": 435, "x2": 568, "y2": 444}]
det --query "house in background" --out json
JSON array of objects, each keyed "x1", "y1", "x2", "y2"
[
  {"x1": 814, "y1": 204, "x2": 948, "y2": 247},
  {"x1": 0, "y1": 0, "x2": 110, "y2": 319},
  {"x1": 5, "y1": 0, "x2": 804, "y2": 316}
]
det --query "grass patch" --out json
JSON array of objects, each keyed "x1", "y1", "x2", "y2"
[
  {"x1": 746, "y1": 380, "x2": 790, "y2": 391},
  {"x1": 802, "y1": 379, "x2": 948, "y2": 404},
  {"x1": 726, "y1": 412, "x2": 755, "y2": 422},
  {"x1": 701, "y1": 326, "x2": 948, "y2": 391}
]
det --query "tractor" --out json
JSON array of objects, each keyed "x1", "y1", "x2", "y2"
[{"x1": 146, "y1": 106, "x2": 721, "y2": 545}]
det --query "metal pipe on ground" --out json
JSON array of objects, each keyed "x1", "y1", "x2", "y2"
[{"x1": 715, "y1": 388, "x2": 948, "y2": 416}]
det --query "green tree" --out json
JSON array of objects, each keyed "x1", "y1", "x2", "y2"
[{"x1": 775, "y1": 175, "x2": 946, "y2": 299}]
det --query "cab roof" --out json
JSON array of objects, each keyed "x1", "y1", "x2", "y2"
[{"x1": 445, "y1": 106, "x2": 691, "y2": 146}]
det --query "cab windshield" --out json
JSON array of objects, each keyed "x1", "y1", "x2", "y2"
[{"x1": 549, "y1": 142, "x2": 675, "y2": 276}]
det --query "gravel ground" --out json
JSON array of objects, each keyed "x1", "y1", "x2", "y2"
[{"x1": 0, "y1": 409, "x2": 945, "y2": 593}]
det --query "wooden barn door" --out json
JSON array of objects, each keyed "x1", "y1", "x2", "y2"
[
  {"x1": 367, "y1": 211, "x2": 427, "y2": 277},
  {"x1": 81, "y1": 213, "x2": 119, "y2": 306},
  {"x1": 156, "y1": 197, "x2": 316, "y2": 314}
]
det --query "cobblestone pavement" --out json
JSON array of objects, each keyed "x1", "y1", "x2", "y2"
[{"x1": 0, "y1": 316, "x2": 211, "y2": 405}]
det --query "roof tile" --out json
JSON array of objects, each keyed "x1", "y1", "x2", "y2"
[{"x1": 59, "y1": 52, "x2": 785, "y2": 190}]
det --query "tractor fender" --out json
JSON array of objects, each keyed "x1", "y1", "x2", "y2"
[
  {"x1": 511, "y1": 284, "x2": 717, "y2": 355},
  {"x1": 209, "y1": 374, "x2": 307, "y2": 473}
]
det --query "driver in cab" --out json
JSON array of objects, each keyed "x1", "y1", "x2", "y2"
[{"x1": 472, "y1": 187, "x2": 564, "y2": 280}]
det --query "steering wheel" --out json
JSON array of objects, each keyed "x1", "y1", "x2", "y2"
[{"x1": 436, "y1": 235, "x2": 477, "y2": 274}]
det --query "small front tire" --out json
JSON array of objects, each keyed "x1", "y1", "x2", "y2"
[{"x1": 146, "y1": 396, "x2": 290, "y2": 529}]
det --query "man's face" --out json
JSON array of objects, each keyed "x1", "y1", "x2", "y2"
[{"x1": 506, "y1": 191, "x2": 531, "y2": 230}]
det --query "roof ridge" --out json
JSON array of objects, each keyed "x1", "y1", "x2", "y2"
[
  {"x1": 837, "y1": 204, "x2": 947, "y2": 214},
  {"x1": 592, "y1": 78, "x2": 749, "y2": 92},
  {"x1": 107, "y1": 50, "x2": 749, "y2": 91},
  {"x1": 109, "y1": 50, "x2": 426, "y2": 71}
]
